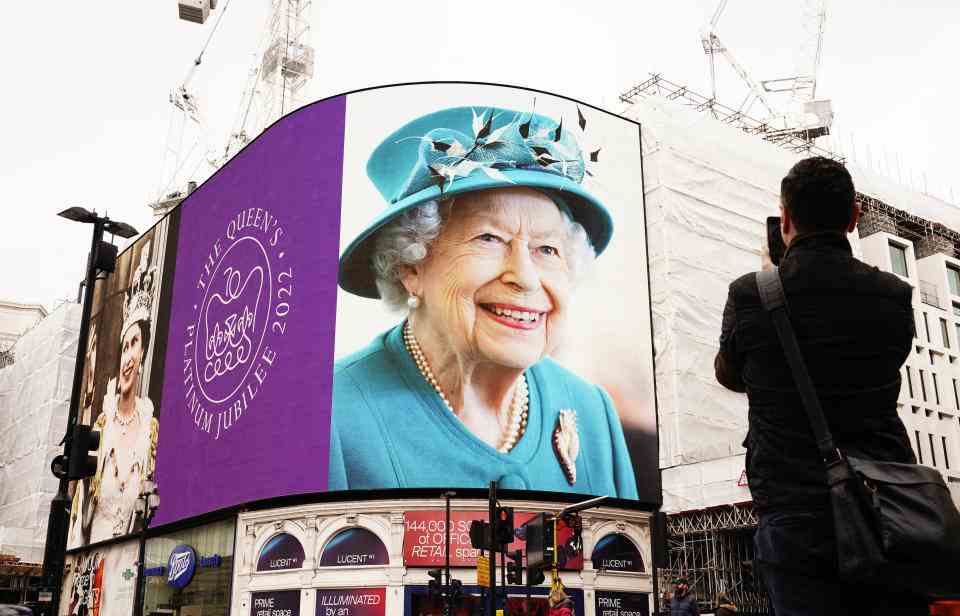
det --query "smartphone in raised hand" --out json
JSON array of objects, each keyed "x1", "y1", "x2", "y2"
[{"x1": 766, "y1": 216, "x2": 786, "y2": 266}]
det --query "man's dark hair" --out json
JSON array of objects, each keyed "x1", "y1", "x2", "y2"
[{"x1": 780, "y1": 156, "x2": 856, "y2": 233}]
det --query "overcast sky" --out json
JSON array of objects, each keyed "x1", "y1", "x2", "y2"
[{"x1": 2, "y1": 0, "x2": 958, "y2": 308}]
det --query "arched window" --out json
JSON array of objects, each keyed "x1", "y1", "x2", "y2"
[
  {"x1": 591, "y1": 533, "x2": 644, "y2": 572},
  {"x1": 256, "y1": 533, "x2": 305, "y2": 571},
  {"x1": 319, "y1": 527, "x2": 388, "y2": 566}
]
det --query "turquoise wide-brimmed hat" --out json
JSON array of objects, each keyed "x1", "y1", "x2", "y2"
[{"x1": 338, "y1": 105, "x2": 613, "y2": 298}]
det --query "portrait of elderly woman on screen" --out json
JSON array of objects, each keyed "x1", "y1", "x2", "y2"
[{"x1": 330, "y1": 104, "x2": 638, "y2": 499}]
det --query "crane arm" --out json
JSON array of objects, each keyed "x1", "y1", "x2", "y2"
[
  {"x1": 810, "y1": 0, "x2": 826, "y2": 98},
  {"x1": 712, "y1": 31, "x2": 778, "y2": 117},
  {"x1": 710, "y1": 0, "x2": 729, "y2": 28}
]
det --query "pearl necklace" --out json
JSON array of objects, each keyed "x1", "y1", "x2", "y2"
[
  {"x1": 113, "y1": 407, "x2": 137, "y2": 436},
  {"x1": 403, "y1": 322, "x2": 528, "y2": 453}
]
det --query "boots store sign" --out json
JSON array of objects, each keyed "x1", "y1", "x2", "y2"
[
  {"x1": 143, "y1": 544, "x2": 222, "y2": 587},
  {"x1": 166, "y1": 545, "x2": 197, "y2": 589}
]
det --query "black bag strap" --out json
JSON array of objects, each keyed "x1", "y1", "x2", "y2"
[{"x1": 756, "y1": 268, "x2": 843, "y2": 465}]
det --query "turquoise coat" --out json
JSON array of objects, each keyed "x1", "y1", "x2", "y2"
[{"x1": 328, "y1": 324, "x2": 638, "y2": 499}]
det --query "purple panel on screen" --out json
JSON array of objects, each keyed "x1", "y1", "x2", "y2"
[{"x1": 154, "y1": 96, "x2": 346, "y2": 525}]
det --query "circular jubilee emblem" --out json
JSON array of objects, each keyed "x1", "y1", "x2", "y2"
[
  {"x1": 183, "y1": 208, "x2": 292, "y2": 440},
  {"x1": 167, "y1": 544, "x2": 197, "y2": 589}
]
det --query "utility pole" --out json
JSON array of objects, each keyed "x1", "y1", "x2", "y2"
[
  {"x1": 40, "y1": 215, "x2": 104, "y2": 616},
  {"x1": 44, "y1": 208, "x2": 138, "y2": 616},
  {"x1": 443, "y1": 491, "x2": 455, "y2": 616},
  {"x1": 487, "y1": 481, "x2": 497, "y2": 616}
]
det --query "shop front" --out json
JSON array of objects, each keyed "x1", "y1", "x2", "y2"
[
  {"x1": 142, "y1": 518, "x2": 236, "y2": 616},
  {"x1": 232, "y1": 497, "x2": 652, "y2": 616}
]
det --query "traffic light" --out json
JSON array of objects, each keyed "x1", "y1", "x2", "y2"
[
  {"x1": 94, "y1": 240, "x2": 118, "y2": 273},
  {"x1": 495, "y1": 506, "x2": 514, "y2": 547},
  {"x1": 50, "y1": 455, "x2": 69, "y2": 480},
  {"x1": 523, "y1": 513, "x2": 554, "y2": 569},
  {"x1": 526, "y1": 565, "x2": 546, "y2": 587},
  {"x1": 505, "y1": 549, "x2": 523, "y2": 585},
  {"x1": 469, "y1": 519, "x2": 490, "y2": 550},
  {"x1": 427, "y1": 568, "x2": 443, "y2": 599},
  {"x1": 67, "y1": 424, "x2": 100, "y2": 480}
]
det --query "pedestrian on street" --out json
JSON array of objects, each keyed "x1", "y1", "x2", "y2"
[
  {"x1": 715, "y1": 156, "x2": 928, "y2": 615},
  {"x1": 668, "y1": 578, "x2": 698, "y2": 616}
]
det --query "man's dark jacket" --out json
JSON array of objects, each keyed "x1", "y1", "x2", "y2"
[
  {"x1": 669, "y1": 593, "x2": 699, "y2": 616},
  {"x1": 716, "y1": 231, "x2": 916, "y2": 512}
]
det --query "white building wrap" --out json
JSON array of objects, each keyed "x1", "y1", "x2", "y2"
[{"x1": 0, "y1": 303, "x2": 81, "y2": 562}]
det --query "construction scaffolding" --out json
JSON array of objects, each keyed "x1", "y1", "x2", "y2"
[
  {"x1": 620, "y1": 74, "x2": 960, "y2": 262},
  {"x1": 620, "y1": 74, "x2": 841, "y2": 160},
  {"x1": 857, "y1": 193, "x2": 960, "y2": 260},
  {"x1": 660, "y1": 504, "x2": 769, "y2": 615}
]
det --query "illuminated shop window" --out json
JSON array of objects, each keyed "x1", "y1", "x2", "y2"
[{"x1": 142, "y1": 519, "x2": 235, "y2": 616}]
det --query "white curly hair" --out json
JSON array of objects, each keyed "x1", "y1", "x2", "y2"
[{"x1": 371, "y1": 196, "x2": 596, "y2": 312}]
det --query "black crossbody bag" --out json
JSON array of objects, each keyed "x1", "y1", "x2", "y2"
[{"x1": 756, "y1": 268, "x2": 960, "y2": 599}]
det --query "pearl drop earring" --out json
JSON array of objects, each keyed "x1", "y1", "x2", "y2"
[{"x1": 406, "y1": 294, "x2": 421, "y2": 310}]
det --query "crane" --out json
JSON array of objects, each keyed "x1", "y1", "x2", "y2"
[
  {"x1": 700, "y1": 0, "x2": 778, "y2": 118},
  {"x1": 151, "y1": 0, "x2": 315, "y2": 217},
  {"x1": 222, "y1": 0, "x2": 315, "y2": 163},
  {"x1": 699, "y1": 0, "x2": 833, "y2": 140},
  {"x1": 151, "y1": 1, "x2": 235, "y2": 216}
]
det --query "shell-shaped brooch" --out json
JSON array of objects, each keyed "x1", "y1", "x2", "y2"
[{"x1": 553, "y1": 409, "x2": 580, "y2": 485}]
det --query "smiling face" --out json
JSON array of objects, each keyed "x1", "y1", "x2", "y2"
[
  {"x1": 404, "y1": 187, "x2": 576, "y2": 369},
  {"x1": 118, "y1": 322, "x2": 145, "y2": 396}
]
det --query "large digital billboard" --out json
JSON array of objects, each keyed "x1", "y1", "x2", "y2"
[
  {"x1": 67, "y1": 215, "x2": 178, "y2": 549},
  {"x1": 68, "y1": 83, "x2": 657, "y2": 541}
]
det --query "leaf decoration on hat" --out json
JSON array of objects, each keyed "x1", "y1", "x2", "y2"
[
  {"x1": 427, "y1": 164, "x2": 447, "y2": 193},
  {"x1": 471, "y1": 108, "x2": 487, "y2": 138},
  {"x1": 518, "y1": 98, "x2": 536, "y2": 139},
  {"x1": 477, "y1": 115, "x2": 493, "y2": 140},
  {"x1": 570, "y1": 105, "x2": 600, "y2": 180},
  {"x1": 404, "y1": 100, "x2": 598, "y2": 197},
  {"x1": 399, "y1": 136, "x2": 468, "y2": 158}
]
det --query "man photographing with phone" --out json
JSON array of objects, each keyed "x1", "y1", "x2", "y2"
[{"x1": 714, "y1": 157, "x2": 927, "y2": 615}]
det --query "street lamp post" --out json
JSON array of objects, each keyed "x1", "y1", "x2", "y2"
[
  {"x1": 132, "y1": 481, "x2": 160, "y2": 616},
  {"x1": 40, "y1": 208, "x2": 138, "y2": 616}
]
